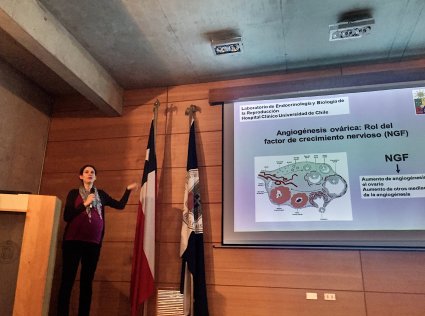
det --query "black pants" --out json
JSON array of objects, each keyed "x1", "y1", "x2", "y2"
[{"x1": 57, "y1": 241, "x2": 101, "y2": 316}]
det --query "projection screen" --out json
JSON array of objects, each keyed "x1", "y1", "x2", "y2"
[{"x1": 222, "y1": 85, "x2": 425, "y2": 249}]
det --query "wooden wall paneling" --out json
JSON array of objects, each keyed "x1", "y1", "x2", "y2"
[
  {"x1": 53, "y1": 89, "x2": 167, "y2": 116},
  {"x1": 40, "y1": 169, "x2": 145, "y2": 206},
  {"x1": 162, "y1": 99, "x2": 222, "y2": 134},
  {"x1": 215, "y1": 68, "x2": 342, "y2": 90},
  {"x1": 207, "y1": 62, "x2": 425, "y2": 105},
  {"x1": 196, "y1": 130, "x2": 221, "y2": 167},
  {"x1": 49, "y1": 104, "x2": 164, "y2": 141},
  {"x1": 155, "y1": 282, "x2": 181, "y2": 292},
  {"x1": 157, "y1": 203, "x2": 182, "y2": 244},
  {"x1": 87, "y1": 169, "x2": 145, "y2": 206},
  {"x1": 156, "y1": 243, "x2": 241, "y2": 287},
  {"x1": 52, "y1": 95, "x2": 97, "y2": 114},
  {"x1": 156, "y1": 240, "x2": 214, "y2": 285},
  {"x1": 236, "y1": 68, "x2": 342, "y2": 86},
  {"x1": 167, "y1": 68, "x2": 342, "y2": 103},
  {"x1": 159, "y1": 203, "x2": 221, "y2": 243},
  {"x1": 365, "y1": 292, "x2": 425, "y2": 316},
  {"x1": 161, "y1": 131, "x2": 221, "y2": 168},
  {"x1": 69, "y1": 281, "x2": 131, "y2": 316},
  {"x1": 361, "y1": 251, "x2": 425, "y2": 293},
  {"x1": 210, "y1": 247, "x2": 363, "y2": 290},
  {"x1": 202, "y1": 203, "x2": 222, "y2": 244},
  {"x1": 209, "y1": 285, "x2": 366, "y2": 316},
  {"x1": 156, "y1": 241, "x2": 363, "y2": 291},
  {"x1": 52, "y1": 108, "x2": 107, "y2": 119},
  {"x1": 43, "y1": 136, "x2": 148, "y2": 173},
  {"x1": 95, "y1": 242, "x2": 133, "y2": 282},
  {"x1": 44, "y1": 133, "x2": 166, "y2": 173},
  {"x1": 157, "y1": 166, "x2": 184, "y2": 204},
  {"x1": 156, "y1": 240, "x2": 182, "y2": 284},
  {"x1": 123, "y1": 88, "x2": 168, "y2": 106},
  {"x1": 103, "y1": 205, "x2": 138, "y2": 242},
  {"x1": 90, "y1": 281, "x2": 131, "y2": 316},
  {"x1": 342, "y1": 58, "x2": 425, "y2": 75},
  {"x1": 52, "y1": 243, "x2": 133, "y2": 284},
  {"x1": 40, "y1": 172, "x2": 80, "y2": 204},
  {"x1": 167, "y1": 81, "x2": 252, "y2": 103},
  {"x1": 167, "y1": 83, "x2": 212, "y2": 102},
  {"x1": 159, "y1": 166, "x2": 222, "y2": 204},
  {"x1": 208, "y1": 69, "x2": 342, "y2": 104}
]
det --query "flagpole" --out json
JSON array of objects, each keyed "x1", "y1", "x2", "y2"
[
  {"x1": 180, "y1": 104, "x2": 210, "y2": 316},
  {"x1": 130, "y1": 106, "x2": 159, "y2": 316},
  {"x1": 143, "y1": 99, "x2": 159, "y2": 316},
  {"x1": 153, "y1": 99, "x2": 160, "y2": 144}
]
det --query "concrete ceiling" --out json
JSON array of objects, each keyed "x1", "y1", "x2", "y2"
[
  {"x1": 1, "y1": 0, "x2": 425, "y2": 114},
  {"x1": 0, "y1": 27, "x2": 76, "y2": 96}
]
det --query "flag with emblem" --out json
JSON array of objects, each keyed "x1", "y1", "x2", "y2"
[
  {"x1": 180, "y1": 118, "x2": 209, "y2": 316},
  {"x1": 130, "y1": 119, "x2": 156, "y2": 316}
]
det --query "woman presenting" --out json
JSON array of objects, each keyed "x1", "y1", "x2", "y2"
[{"x1": 57, "y1": 164, "x2": 138, "y2": 316}]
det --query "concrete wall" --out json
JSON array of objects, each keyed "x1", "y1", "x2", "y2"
[{"x1": 0, "y1": 58, "x2": 51, "y2": 193}]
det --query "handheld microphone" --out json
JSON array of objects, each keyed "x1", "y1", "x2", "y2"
[{"x1": 89, "y1": 187, "x2": 95, "y2": 208}]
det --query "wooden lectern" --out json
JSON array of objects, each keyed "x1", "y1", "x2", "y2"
[{"x1": 0, "y1": 194, "x2": 61, "y2": 316}]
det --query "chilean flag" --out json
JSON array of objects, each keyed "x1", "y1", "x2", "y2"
[
  {"x1": 130, "y1": 119, "x2": 156, "y2": 316},
  {"x1": 180, "y1": 118, "x2": 209, "y2": 315}
]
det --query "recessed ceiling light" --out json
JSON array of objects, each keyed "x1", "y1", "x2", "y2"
[
  {"x1": 329, "y1": 18, "x2": 375, "y2": 41},
  {"x1": 211, "y1": 37, "x2": 243, "y2": 55}
]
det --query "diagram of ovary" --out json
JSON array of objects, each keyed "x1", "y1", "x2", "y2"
[{"x1": 258, "y1": 161, "x2": 347, "y2": 213}]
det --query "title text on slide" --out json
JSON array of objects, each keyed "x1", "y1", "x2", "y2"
[{"x1": 263, "y1": 122, "x2": 408, "y2": 144}]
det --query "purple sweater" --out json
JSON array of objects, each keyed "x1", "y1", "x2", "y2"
[{"x1": 63, "y1": 188, "x2": 131, "y2": 245}]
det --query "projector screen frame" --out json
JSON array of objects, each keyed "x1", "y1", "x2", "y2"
[{"x1": 221, "y1": 82, "x2": 425, "y2": 250}]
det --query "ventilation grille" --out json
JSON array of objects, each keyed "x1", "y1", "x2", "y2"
[{"x1": 157, "y1": 289, "x2": 184, "y2": 316}]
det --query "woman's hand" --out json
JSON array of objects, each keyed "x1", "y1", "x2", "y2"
[
  {"x1": 127, "y1": 182, "x2": 138, "y2": 191},
  {"x1": 84, "y1": 194, "x2": 95, "y2": 207}
]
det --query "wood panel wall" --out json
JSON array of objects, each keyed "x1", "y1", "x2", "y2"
[{"x1": 41, "y1": 66, "x2": 425, "y2": 316}]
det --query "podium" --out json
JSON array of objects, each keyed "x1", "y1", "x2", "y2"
[{"x1": 0, "y1": 194, "x2": 61, "y2": 316}]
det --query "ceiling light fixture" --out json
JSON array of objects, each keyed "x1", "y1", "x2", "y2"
[
  {"x1": 329, "y1": 18, "x2": 375, "y2": 41},
  {"x1": 211, "y1": 37, "x2": 243, "y2": 55}
]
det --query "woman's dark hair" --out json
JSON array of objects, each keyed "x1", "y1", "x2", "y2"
[{"x1": 79, "y1": 164, "x2": 97, "y2": 175}]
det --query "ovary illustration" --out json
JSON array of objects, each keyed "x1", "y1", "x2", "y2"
[{"x1": 258, "y1": 161, "x2": 347, "y2": 213}]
